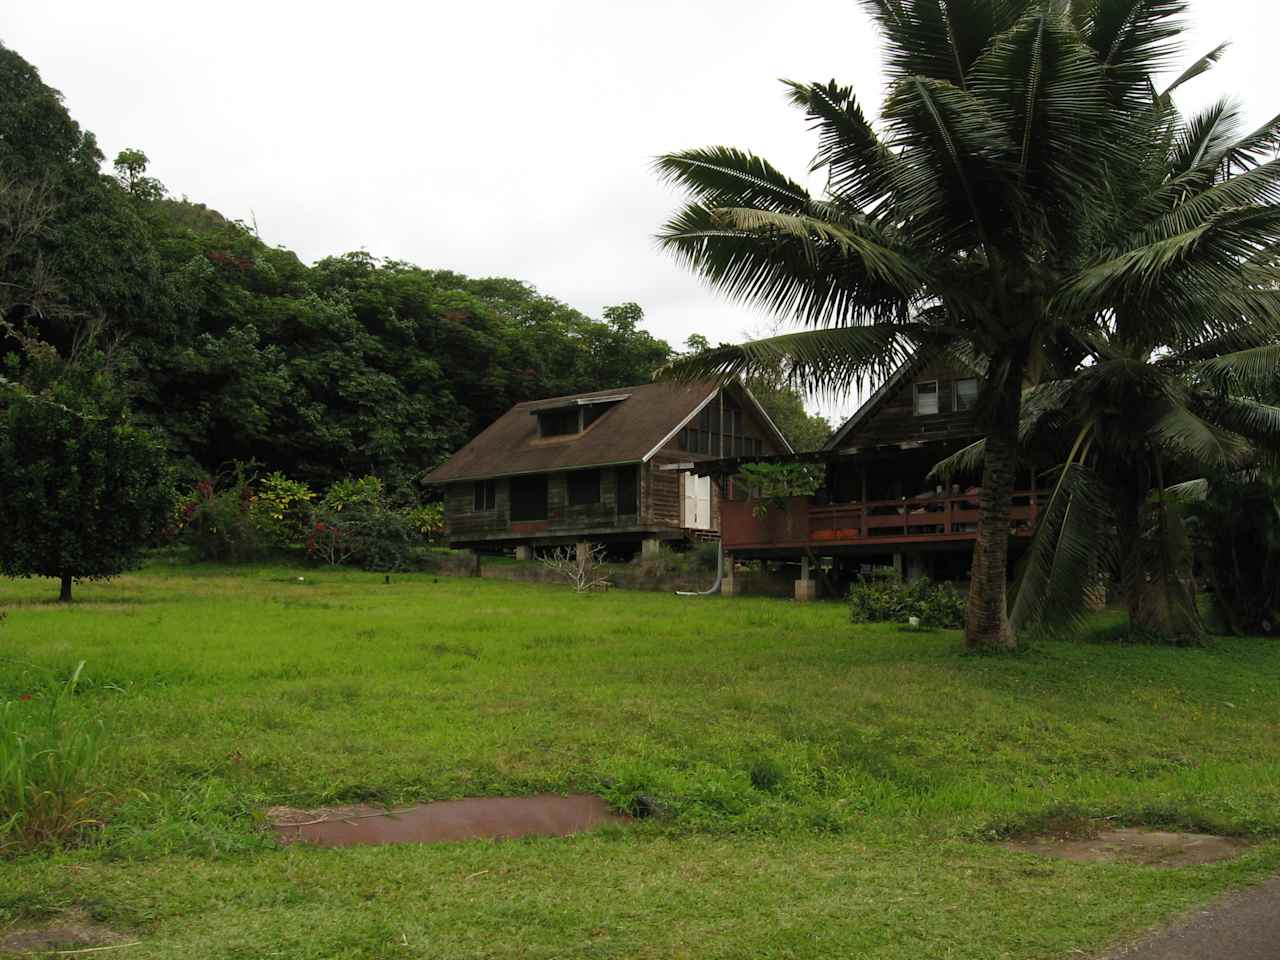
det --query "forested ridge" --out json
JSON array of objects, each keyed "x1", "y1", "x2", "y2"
[{"x1": 1, "y1": 42, "x2": 827, "y2": 497}]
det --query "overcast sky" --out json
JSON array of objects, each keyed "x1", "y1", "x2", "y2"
[{"x1": 6, "y1": 1, "x2": 1278, "y2": 421}]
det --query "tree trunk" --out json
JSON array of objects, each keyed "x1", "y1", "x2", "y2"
[
  {"x1": 965, "y1": 373, "x2": 1022, "y2": 651},
  {"x1": 59, "y1": 573, "x2": 72, "y2": 603},
  {"x1": 1118, "y1": 493, "x2": 1203, "y2": 642}
]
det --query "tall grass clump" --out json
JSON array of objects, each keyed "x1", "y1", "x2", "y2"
[{"x1": 1, "y1": 661, "x2": 104, "y2": 852}]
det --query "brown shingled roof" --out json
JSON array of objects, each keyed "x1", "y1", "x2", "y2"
[{"x1": 424, "y1": 382, "x2": 720, "y2": 484}]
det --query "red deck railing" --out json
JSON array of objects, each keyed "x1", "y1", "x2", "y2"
[{"x1": 720, "y1": 492, "x2": 1043, "y2": 551}]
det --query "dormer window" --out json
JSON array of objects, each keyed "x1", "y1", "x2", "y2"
[{"x1": 533, "y1": 395, "x2": 627, "y2": 438}]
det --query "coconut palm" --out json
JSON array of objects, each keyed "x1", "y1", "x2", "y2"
[
  {"x1": 953, "y1": 326, "x2": 1280, "y2": 642},
  {"x1": 654, "y1": 0, "x2": 1280, "y2": 650}
]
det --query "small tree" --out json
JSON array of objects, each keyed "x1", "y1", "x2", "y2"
[
  {"x1": 539, "y1": 544, "x2": 611, "y2": 593},
  {"x1": 0, "y1": 351, "x2": 174, "y2": 601}
]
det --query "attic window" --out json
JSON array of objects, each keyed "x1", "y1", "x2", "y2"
[
  {"x1": 535, "y1": 398, "x2": 623, "y2": 438},
  {"x1": 914, "y1": 381, "x2": 939, "y2": 416}
]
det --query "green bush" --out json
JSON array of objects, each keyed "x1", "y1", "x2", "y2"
[
  {"x1": 1, "y1": 662, "x2": 103, "y2": 853},
  {"x1": 181, "y1": 467, "x2": 264, "y2": 563},
  {"x1": 848, "y1": 573, "x2": 966, "y2": 629},
  {"x1": 307, "y1": 476, "x2": 423, "y2": 571}
]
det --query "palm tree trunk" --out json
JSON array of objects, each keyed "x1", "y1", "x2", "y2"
[
  {"x1": 59, "y1": 573, "x2": 72, "y2": 603},
  {"x1": 1118, "y1": 490, "x2": 1203, "y2": 642},
  {"x1": 965, "y1": 374, "x2": 1022, "y2": 651}
]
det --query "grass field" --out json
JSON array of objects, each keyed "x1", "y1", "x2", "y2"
[{"x1": 2, "y1": 563, "x2": 1279, "y2": 958}]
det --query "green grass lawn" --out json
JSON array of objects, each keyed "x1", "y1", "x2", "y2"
[{"x1": 2, "y1": 563, "x2": 1279, "y2": 958}]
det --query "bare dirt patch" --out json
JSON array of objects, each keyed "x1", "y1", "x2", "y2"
[
  {"x1": 267, "y1": 794, "x2": 628, "y2": 848},
  {"x1": 1001, "y1": 827, "x2": 1250, "y2": 867},
  {"x1": 0, "y1": 908, "x2": 133, "y2": 955}
]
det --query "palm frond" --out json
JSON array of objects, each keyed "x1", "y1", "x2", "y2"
[
  {"x1": 783, "y1": 79, "x2": 898, "y2": 211},
  {"x1": 1188, "y1": 343, "x2": 1280, "y2": 397},
  {"x1": 656, "y1": 203, "x2": 920, "y2": 327},
  {"x1": 654, "y1": 147, "x2": 812, "y2": 214},
  {"x1": 656, "y1": 324, "x2": 926, "y2": 397},
  {"x1": 1011, "y1": 461, "x2": 1117, "y2": 634},
  {"x1": 1150, "y1": 401, "x2": 1252, "y2": 466},
  {"x1": 1159, "y1": 41, "x2": 1229, "y2": 100}
]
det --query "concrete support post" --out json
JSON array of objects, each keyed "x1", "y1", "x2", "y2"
[
  {"x1": 795, "y1": 554, "x2": 817, "y2": 602},
  {"x1": 641, "y1": 537, "x2": 662, "y2": 560},
  {"x1": 515, "y1": 545, "x2": 533, "y2": 562},
  {"x1": 721, "y1": 552, "x2": 738, "y2": 596},
  {"x1": 892, "y1": 552, "x2": 905, "y2": 580},
  {"x1": 575, "y1": 541, "x2": 591, "y2": 564}
]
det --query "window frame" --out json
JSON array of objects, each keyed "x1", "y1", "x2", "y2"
[
  {"x1": 954, "y1": 377, "x2": 978, "y2": 412},
  {"x1": 913, "y1": 380, "x2": 940, "y2": 416},
  {"x1": 472, "y1": 479, "x2": 496, "y2": 512}
]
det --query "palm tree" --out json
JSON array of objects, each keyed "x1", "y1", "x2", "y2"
[
  {"x1": 951, "y1": 324, "x2": 1280, "y2": 642},
  {"x1": 654, "y1": 0, "x2": 1280, "y2": 650}
]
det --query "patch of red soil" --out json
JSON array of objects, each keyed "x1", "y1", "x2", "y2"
[
  {"x1": 267, "y1": 794, "x2": 627, "y2": 848},
  {"x1": 1001, "y1": 828, "x2": 1249, "y2": 867}
]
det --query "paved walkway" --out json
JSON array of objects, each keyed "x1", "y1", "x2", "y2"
[{"x1": 1102, "y1": 875, "x2": 1280, "y2": 959}]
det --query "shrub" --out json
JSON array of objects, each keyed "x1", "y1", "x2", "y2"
[
  {"x1": 690, "y1": 540, "x2": 721, "y2": 572},
  {"x1": 0, "y1": 662, "x2": 103, "y2": 853},
  {"x1": 406, "y1": 503, "x2": 445, "y2": 541},
  {"x1": 307, "y1": 476, "x2": 422, "y2": 571},
  {"x1": 848, "y1": 572, "x2": 966, "y2": 629},
  {"x1": 181, "y1": 466, "x2": 263, "y2": 563},
  {"x1": 251, "y1": 472, "x2": 315, "y2": 549}
]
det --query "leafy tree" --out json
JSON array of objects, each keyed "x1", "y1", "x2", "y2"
[
  {"x1": 0, "y1": 349, "x2": 174, "y2": 601},
  {"x1": 655, "y1": 0, "x2": 1280, "y2": 650}
]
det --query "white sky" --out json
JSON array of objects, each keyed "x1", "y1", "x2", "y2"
[{"x1": 5, "y1": 1, "x2": 1278, "y2": 423}]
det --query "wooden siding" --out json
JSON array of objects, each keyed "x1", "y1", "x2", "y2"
[
  {"x1": 839, "y1": 358, "x2": 981, "y2": 449},
  {"x1": 444, "y1": 463, "x2": 692, "y2": 542}
]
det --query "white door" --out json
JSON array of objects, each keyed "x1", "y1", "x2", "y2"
[{"x1": 684, "y1": 474, "x2": 713, "y2": 530}]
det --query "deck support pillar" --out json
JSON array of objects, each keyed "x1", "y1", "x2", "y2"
[
  {"x1": 892, "y1": 552, "x2": 904, "y2": 580},
  {"x1": 795, "y1": 555, "x2": 817, "y2": 602},
  {"x1": 721, "y1": 552, "x2": 738, "y2": 596},
  {"x1": 575, "y1": 541, "x2": 592, "y2": 564},
  {"x1": 641, "y1": 537, "x2": 662, "y2": 560},
  {"x1": 515, "y1": 545, "x2": 533, "y2": 562}
]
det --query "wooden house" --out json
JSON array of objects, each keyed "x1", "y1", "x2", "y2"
[
  {"x1": 705, "y1": 351, "x2": 1047, "y2": 598},
  {"x1": 425, "y1": 381, "x2": 791, "y2": 557}
]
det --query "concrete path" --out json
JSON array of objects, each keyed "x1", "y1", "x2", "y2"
[{"x1": 1102, "y1": 875, "x2": 1280, "y2": 959}]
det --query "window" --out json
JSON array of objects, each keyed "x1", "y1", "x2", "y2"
[
  {"x1": 616, "y1": 466, "x2": 638, "y2": 516},
  {"x1": 954, "y1": 378, "x2": 978, "y2": 412},
  {"x1": 509, "y1": 475, "x2": 548, "y2": 521},
  {"x1": 567, "y1": 469, "x2": 601, "y2": 507},
  {"x1": 472, "y1": 479, "x2": 496, "y2": 512},
  {"x1": 539, "y1": 408, "x2": 580, "y2": 437},
  {"x1": 582, "y1": 401, "x2": 616, "y2": 428},
  {"x1": 914, "y1": 380, "x2": 939, "y2": 416}
]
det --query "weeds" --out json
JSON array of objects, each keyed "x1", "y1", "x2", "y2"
[{"x1": 1, "y1": 662, "x2": 103, "y2": 853}]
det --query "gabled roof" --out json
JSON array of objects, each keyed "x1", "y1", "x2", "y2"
[
  {"x1": 823, "y1": 347, "x2": 983, "y2": 451},
  {"x1": 425, "y1": 381, "x2": 725, "y2": 484}
]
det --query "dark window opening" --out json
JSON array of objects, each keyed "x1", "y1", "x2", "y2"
[
  {"x1": 509, "y1": 475, "x2": 548, "y2": 521},
  {"x1": 472, "y1": 479, "x2": 496, "y2": 512},
  {"x1": 616, "y1": 466, "x2": 638, "y2": 516},
  {"x1": 539, "y1": 408, "x2": 580, "y2": 437},
  {"x1": 567, "y1": 469, "x2": 601, "y2": 507},
  {"x1": 582, "y1": 401, "x2": 620, "y2": 428}
]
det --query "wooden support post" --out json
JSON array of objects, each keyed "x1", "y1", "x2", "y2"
[
  {"x1": 795, "y1": 554, "x2": 817, "y2": 602},
  {"x1": 515, "y1": 545, "x2": 533, "y2": 561},
  {"x1": 575, "y1": 541, "x2": 591, "y2": 564},
  {"x1": 641, "y1": 537, "x2": 662, "y2": 560},
  {"x1": 721, "y1": 552, "x2": 738, "y2": 596}
]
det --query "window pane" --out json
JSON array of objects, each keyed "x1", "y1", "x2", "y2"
[
  {"x1": 955, "y1": 378, "x2": 978, "y2": 411},
  {"x1": 616, "y1": 466, "x2": 638, "y2": 515},
  {"x1": 914, "y1": 381, "x2": 939, "y2": 416},
  {"x1": 509, "y1": 475, "x2": 548, "y2": 521},
  {"x1": 539, "y1": 408, "x2": 580, "y2": 436}
]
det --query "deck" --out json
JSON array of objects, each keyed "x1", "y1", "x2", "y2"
[{"x1": 720, "y1": 492, "x2": 1043, "y2": 553}]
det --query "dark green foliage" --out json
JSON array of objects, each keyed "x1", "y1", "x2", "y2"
[
  {"x1": 1188, "y1": 472, "x2": 1280, "y2": 635},
  {"x1": 848, "y1": 572, "x2": 967, "y2": 629},
  {"x1": 0, "y1": 355, "x2": 175, "y2": 601},
  {"x1": 1, "y1": 41, "x2": 673, "y2": 498}
]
